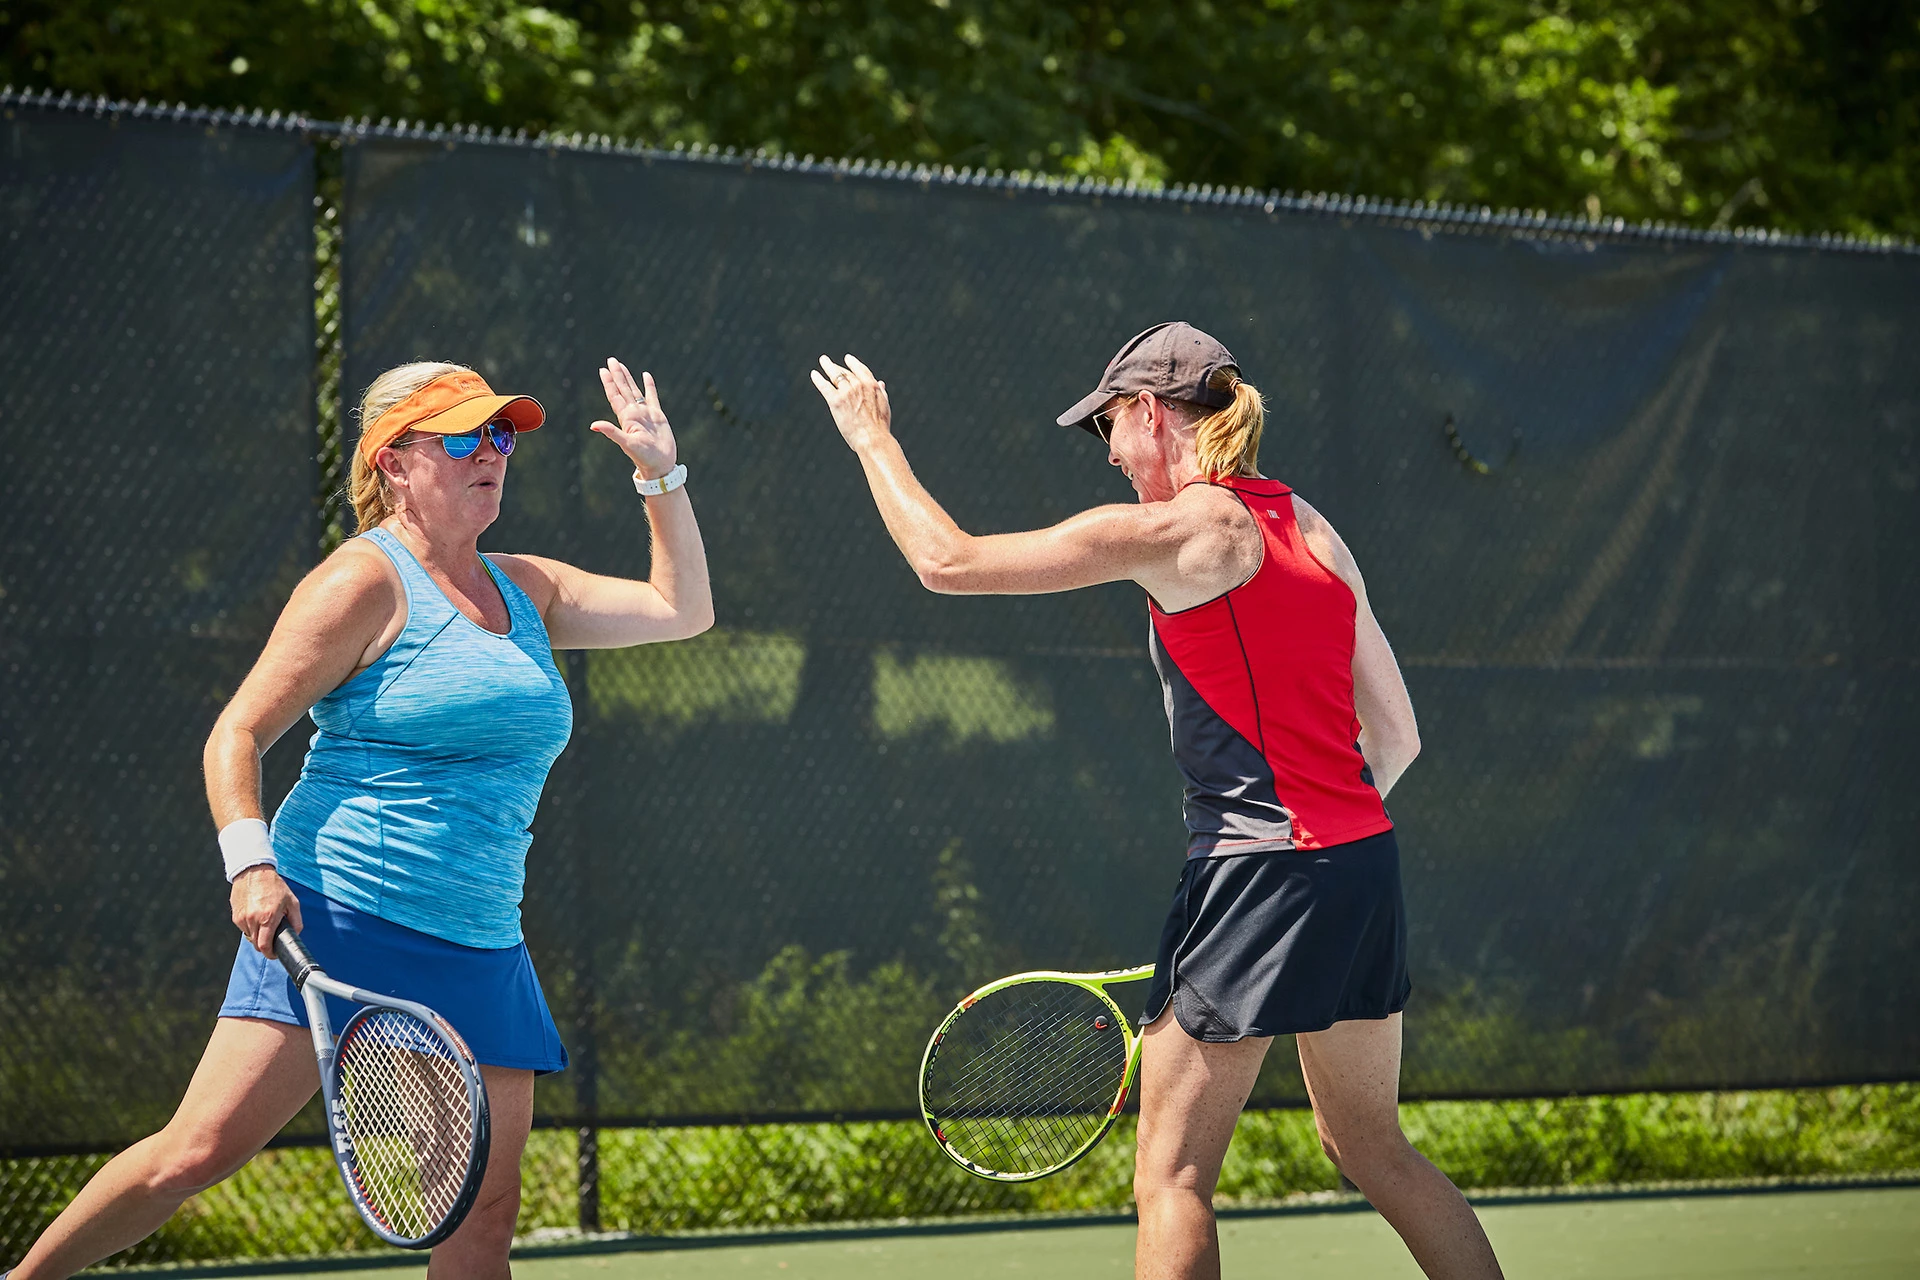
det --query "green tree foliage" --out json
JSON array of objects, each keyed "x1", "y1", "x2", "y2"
[{"x1": 3, "y1": 1, "x2": 1913, "y2": 235}]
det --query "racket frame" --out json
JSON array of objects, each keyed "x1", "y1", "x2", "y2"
[
  {"x1": 919, "y1": 964, "x2": 1155, "y2": 1182},
  {"x1": 276, "y1": 923, "x2": 492, "y2": 1249}
]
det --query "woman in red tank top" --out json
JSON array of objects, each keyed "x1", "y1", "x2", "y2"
[{"x1": 812, "y1": 323, "x2": 1501, "y2": 1280}]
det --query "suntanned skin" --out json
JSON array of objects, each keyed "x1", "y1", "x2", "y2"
[
  {"x1": 13, "y1": 359, "x2": 712, "y2": 1280},
  {"x1": 813, "y1": 353, "x2": 1421, "y2": 793},
  {"x1": 812, "y1": 353, "x2": 1499, "y2": 1280},
  {"x1": 212, "y1": 359, "x2": 712, "y2": 957}
]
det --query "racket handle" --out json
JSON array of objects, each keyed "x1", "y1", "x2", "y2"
[{"x1": 274, "y1": 921, "x2": 321, "y2": 988}]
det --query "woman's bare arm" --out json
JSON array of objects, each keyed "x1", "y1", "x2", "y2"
[
  {"x1": 848, "y1": 459, "x2": 1191, "y2": 597},
  {"x1": 490, "y1": 481, "x2": 713, "y2": 649},
  {"x1": 494, "y1": 359, "x2": 714, "y2": 649},
  {"x1": 811, "y1": 353, "x2": 1249, "y2": 606},
  {"x1": 204, "y1": 548, "x2": 396, "y2": 951},
  {"x1": 1294, "y1": 496, "x2": 1421, "y2": 797}
]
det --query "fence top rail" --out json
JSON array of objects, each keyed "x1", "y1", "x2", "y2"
[{"x1": 6, "y1": 85, "x2": 1915, "y2": 259}]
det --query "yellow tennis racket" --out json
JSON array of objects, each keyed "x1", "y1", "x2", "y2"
[{"x1": 918, "y1": 965, "x2": 1155, "y2": 1181}]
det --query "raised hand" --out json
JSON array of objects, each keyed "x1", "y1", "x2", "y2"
[
  {"x1": 592, "y1": 357, "x2": 678, "y2": 480},
  {"x1": 811, "y1": 353, "x2": 893, "y2": 451}
]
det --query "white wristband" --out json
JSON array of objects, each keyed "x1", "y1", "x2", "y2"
[
  {"x1": 633, "y1": 462, "x2": 688, "y2": 496},
  {"x1": 219, "y1": 818, "x2": 277, "y2": 882}
]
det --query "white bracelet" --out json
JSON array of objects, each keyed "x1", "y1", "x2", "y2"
[
  {"x1": 219, "y1": 818, "x2": 278, "y2": 882},
  {"x1": 632, "y1": 462, "x2": 688, "y2": 496}
]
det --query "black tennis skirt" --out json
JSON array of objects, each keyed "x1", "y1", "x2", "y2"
[{"x1": 1140, "y1": 829, "x2": 1411, "y2": 1041}]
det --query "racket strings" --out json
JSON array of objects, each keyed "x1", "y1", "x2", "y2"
[
  {"x1": 925, "y1": 982, "x2": 1129, "y2": 1175},
  {"x1": 335, "y1": 1010, "x2": 475, "y2": 1240},
  {"x1": 932, "y1": 992, "x2": 1124, "y2": 1172},
  {"x1": 940, "y1": 1047, "x2": 1121, "y2": 1171},
  {"x1": 934, "y1": 985, "x2": 1124, "y2": 1108}
]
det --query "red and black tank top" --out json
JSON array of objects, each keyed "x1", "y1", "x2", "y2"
[{"x1": 1148, "y1": 476, "x2": 1393, "y2": 856}]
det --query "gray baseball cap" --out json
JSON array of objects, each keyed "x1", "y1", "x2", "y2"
[{"x1": 1056, "y1": 321, "x2": 1240, "y2": 436}]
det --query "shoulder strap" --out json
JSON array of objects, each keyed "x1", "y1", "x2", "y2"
[
  {"x1": 481, "y1": 554, "x2": 546, "y2": 633},
  {"x1": 357, "y1": 527, "x2": 454, "y2": 626},
  {"x1": 1210, "y1": 475, "x2": 1291, "y2": 497},
  {"x1": 1178, "y1": 475, "x2": 1291, "y2": 497}
]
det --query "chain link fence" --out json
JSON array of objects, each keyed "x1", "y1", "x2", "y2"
[
  {"x1": 5, "y1": 1090, "x2": 1917, "y2": 1267},
  {"x1": 3, "y1": 90, "x2": 1918, "y2": 1268}
]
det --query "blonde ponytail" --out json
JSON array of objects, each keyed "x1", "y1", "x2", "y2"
[
  {"x1": 1190, "y1": 369, "x2": 1266, "y2": 479},
  {"x1": 347, "y1": 361, "x2": 471, "y2": 534}
]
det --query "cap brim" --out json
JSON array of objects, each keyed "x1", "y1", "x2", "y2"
[
  {"x1": 413, "y1": 394, "x2": 545, "y2": 435},
  {"x1": 1056, "y1": 386, "x2": 1118, "y2": 436}
]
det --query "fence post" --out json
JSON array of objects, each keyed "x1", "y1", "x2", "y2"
[
  {"x1": 575, "y1": 999, "x2": 599, "y2": 1231},
  {"x1": 577, "y1": 1122, "x2": 600, "y2": 1232},
  {"x1": 562, "y1": 647, "x2": 601, "y2": 1233}
]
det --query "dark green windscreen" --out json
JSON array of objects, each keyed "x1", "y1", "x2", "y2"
[
  {"x1": 338, "y1": 139, "x2": 1919, "y2": 1123},
  {"x1": 2, "y1": 112, "x2": 1913, "y2": 1150},
  {"x1": 0, "y1": 108, "x2": 318, "y2": 1146}
]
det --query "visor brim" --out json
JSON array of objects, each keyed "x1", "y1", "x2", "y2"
[{"x1": 410, "y1": 394, "x2": 545, "y2": 435}]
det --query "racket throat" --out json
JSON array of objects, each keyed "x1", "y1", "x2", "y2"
[{"x1": 298, "y1": 984, "x2": 338, "y2": 1076}]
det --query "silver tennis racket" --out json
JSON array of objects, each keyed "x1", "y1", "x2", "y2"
[{"x1": 275, "y1": 922, "x2": 491, "y2": 1249}]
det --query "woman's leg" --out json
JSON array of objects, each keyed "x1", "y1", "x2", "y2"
[
  {"x1": 1296, "y1": 1014, "x2": 1502, "y2": 1279},
  {"x1": 1132, "y1": 1014, "x2": 1271, "y2": 1280},
  {"x1": 11, "y1": 1018, "x2": 318, "y2": 1280},
  {"x1": 425, "y1": 1065, "x2": 533, "y2": 1280}
]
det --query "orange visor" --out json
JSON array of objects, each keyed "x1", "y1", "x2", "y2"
[{"x1": 358, "y1": 370, "x2": 545, "y2": 463}]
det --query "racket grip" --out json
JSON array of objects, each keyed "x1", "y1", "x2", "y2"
[{"x1": 274, "y1": 921, "x2": 320, "y2": 988}]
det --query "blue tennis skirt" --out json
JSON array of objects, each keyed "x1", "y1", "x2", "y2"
[{"x1": 219, "y1": 877, "x2": 569, "y2": 1074}]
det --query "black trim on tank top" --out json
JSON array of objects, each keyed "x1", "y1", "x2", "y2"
[
  {"x1": 1150, "y1": 625, "x2": 1298, "y2": 849},
  {"x1": 1149, "y1": 481, "x2": 1269, "y2": 617},
  {"x1": 1222, "y1": 593, "x2": 1268, "y2": 756}
]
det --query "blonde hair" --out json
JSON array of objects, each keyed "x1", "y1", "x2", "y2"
[
  {"x1": 1185, "y1": 367, "x2": 1267, "y2": 479},
  {"x1": 348, "y1": 361, "x2": 471, "y2": 534}
]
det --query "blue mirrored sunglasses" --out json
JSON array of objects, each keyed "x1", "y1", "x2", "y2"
[{"x1": 393, "y1": 418, "x2": 517, "y2": 459}]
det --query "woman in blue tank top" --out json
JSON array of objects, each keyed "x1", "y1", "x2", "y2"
[{"x1": 14, "y1": 359, "x2": 712, "y2": 1280}]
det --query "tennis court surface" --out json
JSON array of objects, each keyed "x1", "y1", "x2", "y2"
[{"x1": 322, "y1": 1186, "x2": 1920, "y2": 1278}]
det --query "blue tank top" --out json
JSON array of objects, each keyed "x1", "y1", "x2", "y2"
[{"x1": 271, "y1": 528, "x2": 575, "y2": 948}]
